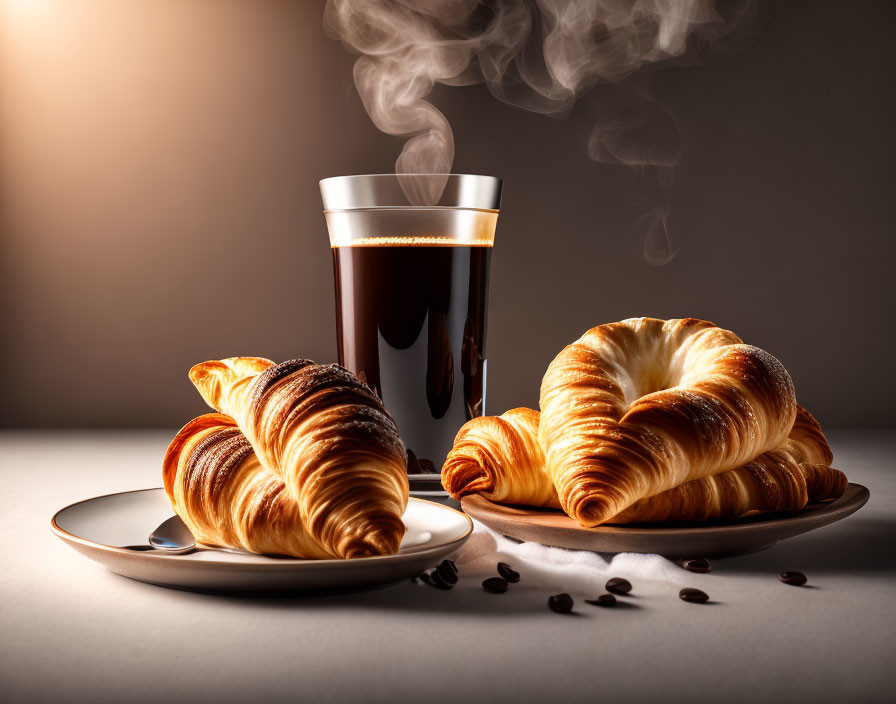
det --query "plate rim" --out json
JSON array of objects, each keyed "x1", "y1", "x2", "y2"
[
  {"x1": 51, "y1": 487, "x2": 473, "y2": 567},
  {"x1": 460, "y1": 482, "x2": 870, "y2": 536}
]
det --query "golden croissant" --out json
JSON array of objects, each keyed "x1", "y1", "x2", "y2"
[
  {"x1": 188, "y1": 357, "x2": 409, "y2": 558},
  {"x1": 443, "y1": 406, "x2": 845, "y2": 523},
  {"x1": 539, "y1": 318, "x2": 799, "y2": 526},
  {"x1": 442, "y1": 408, "x2": 558, "y2": 508},
  {"x1": 163, "y1": 413, "x2": 331, "y2": 557},
  {"x1": 612, "y1": 405, "x2": 846, "y2": 522}
]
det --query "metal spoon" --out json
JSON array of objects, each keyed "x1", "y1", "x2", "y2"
[{"x1": 147, "y1": 515, "x2": 197, "y2": 554}]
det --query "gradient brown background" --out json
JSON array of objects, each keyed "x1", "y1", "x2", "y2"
[{"x1": 1, "y1": 0, "x2": 894, "y2": 429}]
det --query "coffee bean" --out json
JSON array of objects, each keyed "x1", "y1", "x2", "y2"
[
  {"x1": 548, "y1": 593, "x2": 574, "y2": 613},
  {"x1": 584, "y1": 593, "x2": 616, "y2": 607},
  {"x1": 429, "y1": 569, "x2": 454, "y2": 590},
  {"x1": 497, "y1": 562, "x2": 520, "y2": 583},
  {"x1": 681, "y1": 558, "x2": 712, "y2": 574},
  {"x1": 436, "y1": 560, "x2": 458, "y2": 585},
  {"x1": 482, "y1": 577, "x2": 509, "y2": 593},
  {"x1": 445, "y1": 559, "x2": 457, "y2": 572},
  {"x1": 418, "y1": 458, "x2": 438, "y2": 474},
  {"x1": 779, "y1": 571, "x2": 808, "y2": 586},
  {"x1": 679, "y1": 587, "x2": 709, "y2": 603},
  {"x1": 606, "y1": 577, "x2": 632, "y2": 595},
  {"x1": 419, "y1": 572, "x2": 434, "y2": 586},
  {"x1": 405, "y1": 449, "x2": 421, "y2": 475}
]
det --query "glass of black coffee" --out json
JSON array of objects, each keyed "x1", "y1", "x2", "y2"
[{"x1": 320, "y1": 174, "x2": 502, "y2": 481}]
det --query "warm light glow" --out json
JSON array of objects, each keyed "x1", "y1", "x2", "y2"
[
  {"x1": 0, "y1": 0, "x2": 57, "y2": 62},
  {"x1": 1, "y1": 0, "x2": 53, "y2": 24}
]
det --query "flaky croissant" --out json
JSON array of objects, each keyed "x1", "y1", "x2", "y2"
[
  {"x1": 442, "y1": 405, "x2": 845, "y2": 523},
  {"x1": 442, "y1": 408, "x2": 559, "y2": 508},
  {"x1": 539, "y1": 318, "x2": 798, "y2": 526},
  {"x1": 189, "y1": 357, "x2": 409, "y2": 558},
  {"x1": 162, "y1": 413, "x2": 330, "y2": 557},
  {"x1": 611, "y1": 406, "x2": 846, "y2": 522}
]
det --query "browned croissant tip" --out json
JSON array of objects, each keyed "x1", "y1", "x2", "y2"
[
  {"x1": 187, "y1": 362, "x2": 217, "y2": 385},
  {"x1": 802, "y1": 464, "x2": 848, "y2": 501},
  {"x1": 441, "y1": 456, "x2": 492, "y2": 499},
  {"x1": 791, "y1": 405, "x2": 835, "y2": 466},
  {"x1": 188, "y1": 357, "x2": 273, "y2": 382},
  {"x1": 565, "y1": 484, "x2": 629, "y2": 528},
  {"x1": 339, "y1": 523, "x2": 405, "y2": 558}
]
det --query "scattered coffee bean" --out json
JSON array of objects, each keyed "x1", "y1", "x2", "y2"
[
  {"x1": 585, "y1": 593, "x2": 616, "y2": 607},
  {"x1": 482, "y1": 577, "x2": 509, "y2": 593},
  {"x1": 445, "y1": 559, "x2": 457, "y2": 572},
  {"x1": 681, "y1": 557, "x2": 712, "y2": 574},
  {"x1": 779, "y1": 571, "x2": 808, "y2": 586},
  {"x1": 679, "y1": 587, "x2": 709, "y2": 603},
  {"x1": 429, "y1": 569, "x2": 453, "y2": 590},
  {"x1": 418, "y1": 569, "x2": 452, "y2": 590},
  {"x1": 497, "y1": 562, "x2": 520, "y2": 583},
  {"x1": 606, "y1": 577, "x2": 632, "y2": 595},
  {"x1": 436, "y1": 560, "x2": 458, "y2": 585},
  {"x1": 548, "y1": 593, "x2": 574, "y2": 613},
  {"x1": 418, "y1": 458, "x2": 438, "y2": 474}
]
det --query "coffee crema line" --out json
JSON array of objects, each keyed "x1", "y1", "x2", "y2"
[{"x1": 332, "y1": 236, "x2": 494, "y2": 247}]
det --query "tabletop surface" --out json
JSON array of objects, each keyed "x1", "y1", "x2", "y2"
[{"x1": 1, "y1": 429, "x2": 894, "y2": 704}]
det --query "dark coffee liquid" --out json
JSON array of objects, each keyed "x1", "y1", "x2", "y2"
[{"x1": 333, "y1": 244, "x2": 491, "y2": 474}]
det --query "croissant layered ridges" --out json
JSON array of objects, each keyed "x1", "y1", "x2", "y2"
[
  {"x1": 188, "y1": 357, "x2": 409, "y2": 559},
  {"x1": 539, "y1": 318, "x2": 798, "y2": 526},
  {"x1": 802, "y1": 463, "x2": 848, "y2": 502},
  {"x1": 442, "y1": 408, "x2": 559, "y2": 508},
  {"x1": 610, "y1": 406, "x2": 845, "y2": 523},
  {"x1": 162, "y1": 413, "x2": 330, "y2": 558}
]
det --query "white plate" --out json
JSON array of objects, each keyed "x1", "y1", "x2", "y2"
[{"x1": 52, "y1": 488, "x2": 472, "y2": 594}]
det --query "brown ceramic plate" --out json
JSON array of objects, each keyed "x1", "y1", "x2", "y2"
[{"x1": 461, "y1": 483, "x2": 869, "y2": 558}]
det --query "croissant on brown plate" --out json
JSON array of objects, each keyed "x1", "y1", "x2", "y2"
[
  {"x1": 443, "y1": 405, "x2": 845, "y2": 523},
  {"x1": 443, "y1": 317, "x2": 847, "y2": 526},
  {"x1": 539, "y1": 318, "x2": 800, "y2": 526},
  {"x1": 162, "y1": 357, "x2": 409, "y2": 559}
]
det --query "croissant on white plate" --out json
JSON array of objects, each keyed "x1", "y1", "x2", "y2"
[
  {"x1": 539, "y1": 318, "x2": 799, "y2": 526},
  {"x1": 185, "y1": 357, "x2": 409, "y2": 558},
  {"x1": 443, "y1": 405, "x2": 846, "y2": 523}
]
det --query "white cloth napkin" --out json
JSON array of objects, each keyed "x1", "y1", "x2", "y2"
[{"x1": 452, "y1": 519, "x2": 692, "y2": 594}]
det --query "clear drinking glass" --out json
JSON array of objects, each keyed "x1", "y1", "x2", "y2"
[{"x1": 320, "y1": 174, "x2": 502, "y2": 480}]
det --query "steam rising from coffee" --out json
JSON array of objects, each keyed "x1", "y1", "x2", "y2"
[{"x1": 324, "y1": 0, "x2": 749, "y2": 265}]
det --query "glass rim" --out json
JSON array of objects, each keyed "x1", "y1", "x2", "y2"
[{"x1": 319, "y1": 173, "x2": 502, "y2": 212}]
